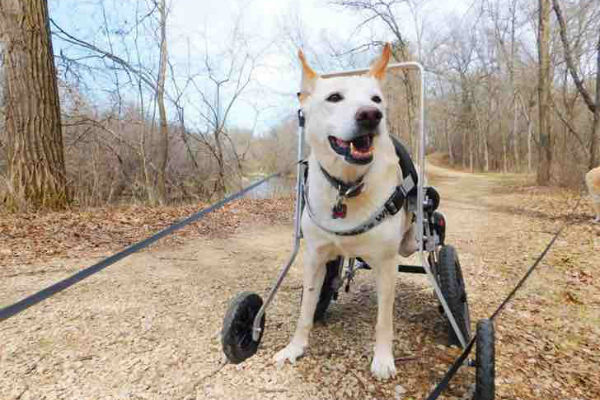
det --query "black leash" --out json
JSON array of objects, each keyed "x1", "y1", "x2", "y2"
[
  {"x1": 0, "y1": 173, "x2": 281, "y2": 323},
  {"x1": 425, "y1": 197, "x2": 582, "y2": 400}
]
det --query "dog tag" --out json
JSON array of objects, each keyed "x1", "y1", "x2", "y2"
[{"x1": 332, "y1": 203, "x2": 347, "y2": 219}]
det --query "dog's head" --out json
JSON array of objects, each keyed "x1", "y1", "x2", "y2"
[{"x1": 298, "y1": 44, "x2": 391, "y2": 173}]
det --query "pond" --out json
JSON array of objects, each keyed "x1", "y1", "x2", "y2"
[{"x1": 247, "y1": 176, "x2": 295, "y2": 199}]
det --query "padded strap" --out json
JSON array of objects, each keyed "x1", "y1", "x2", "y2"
[{"x1": 390, "y1": 135, "x2": 418, "y2": 197}]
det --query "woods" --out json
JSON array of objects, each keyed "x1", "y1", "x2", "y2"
[{"x1": 1, "y1": 0, "x2": 599, "y2": 211}]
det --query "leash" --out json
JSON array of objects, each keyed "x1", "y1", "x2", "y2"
[
  {"x1": 425, "y1": 196, "x2": 583, "y2": 400},
  {"x1": 0, "y1": 173, "x2": 283, "y2": 323}
]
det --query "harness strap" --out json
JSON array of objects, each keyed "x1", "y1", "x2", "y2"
[{"x1": 304, "y1": 175, "x2": 415, "y2": 236}]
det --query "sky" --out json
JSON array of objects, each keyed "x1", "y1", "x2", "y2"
[{"x1": 49, "y1": 0, "x2": 473, "y2": 134}]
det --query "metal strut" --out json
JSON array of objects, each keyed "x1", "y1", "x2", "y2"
[{"x1": 252, "y1": 109, "x2": 306, "y2": 341}]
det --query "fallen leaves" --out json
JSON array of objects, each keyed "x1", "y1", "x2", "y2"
[{"x1": 0, "y1": 196, "x2": 294, "y2": 268}]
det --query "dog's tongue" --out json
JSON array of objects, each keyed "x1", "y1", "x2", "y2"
[
  {"x1": 350, "y1": 136, "x2": 373, "y2": 159},
  {"x1": 335, "y1": 137, "x2": 349, "y2": 148},
  {"x1": 351, "y1": 135, "x2": 372, "y2": 152}
]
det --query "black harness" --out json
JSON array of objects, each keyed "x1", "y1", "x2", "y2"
[{"x1": 303, "y1": 158, "x2": 416, "y2": 236}]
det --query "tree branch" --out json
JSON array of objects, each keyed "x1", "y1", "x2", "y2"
[{"x1": 551, "y1": 0, "x2": 596, "y2": 113}]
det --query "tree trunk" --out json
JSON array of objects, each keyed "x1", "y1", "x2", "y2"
[
  {"x1": 527, "y1": 117, "x2": 533, "y2": 173},
  {"x1": 502, "y1": 125, "x2": 508, "y2": 173},
  {"x1": 0, "y1": 0, "x2": 69, "y2": 210},
  {"x1": 484, "y1": 135, "x2": 490, "y2": 172},
  {"x1": 462, "y1": 129, "x2": 467, "y2": 169},
  {"x1": 590, "y1": 31, "x2": 600, "y2": 169},
  {"x1": 537, "y1": 0, "x2": 552, "y2": 185},
  {"x1": 469, "y1": 136, "x2": 474, "y2": 172},
  {"x1": 156, "y1": 0, "x2": 169, "y2": 205},
  {"x1": 446, "y1": 121, "x2": 454, "y2": 165},
  {"x1": 512, "y1": 103, "x2": 520, "y2": 172},
  {"x1": 509, "y1": 0, "x2": 520, "y2": 172}
]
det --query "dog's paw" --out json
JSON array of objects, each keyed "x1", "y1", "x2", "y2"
[
  {"x1": 273, "y1": 343, "x2": 305, "y2": 366},
  {"x1": 370, "y1": 352, "x2": 397, "y2": 380}
]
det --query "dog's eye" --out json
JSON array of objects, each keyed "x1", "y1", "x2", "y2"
[
  {"x1": 371, "y1": 95, "x2": 382, "y2": 103},
  {"x1": 326, "y1": 93, "x2": 343, "y2": 103}
]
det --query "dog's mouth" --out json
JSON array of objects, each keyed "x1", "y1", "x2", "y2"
[{"x1": 328, "y1": 134, "x2": 375, "y2": 165}]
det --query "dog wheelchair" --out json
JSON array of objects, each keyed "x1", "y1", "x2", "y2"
[{"x1": 221, "y1": 63, "x2": 495, "y2": 399}]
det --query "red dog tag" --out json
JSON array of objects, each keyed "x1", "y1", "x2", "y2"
[{"x1": 332, "y1": 203, "x2": 347, "y2": 219}]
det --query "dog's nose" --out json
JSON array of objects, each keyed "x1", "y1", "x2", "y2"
[{"x1": 355, "y1": 107, "x2": 382, "y2": 130}]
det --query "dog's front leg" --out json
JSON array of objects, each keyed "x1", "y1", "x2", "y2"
[
  {"x1": 273, "y1": 247, "x2": 326, "y2": 366},
  {"x1": 592, "y1": 198, "x2": 600, "y2": 223},
  {"x1": 368, "y1": 256, "x2": 398, "y2": 380}
]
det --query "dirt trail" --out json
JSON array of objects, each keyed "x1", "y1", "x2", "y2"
[{"x1": 2, "y1": 164, "x2": 599, "y2": 400}]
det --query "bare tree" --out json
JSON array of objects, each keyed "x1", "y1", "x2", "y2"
[
  {"x1": 51, "y1": 0, "x2": 170, "y2": 204},
  {"x1": 155, "y1": 0, "x2": 169, "y2": 204},
  {"x1": 184, "y1": 27, "x2": 257, "y2": 197},
  {"x1": 552, "y1": 0, "x2": 600, "y2": 170},
  {"x1": 0, "y1": 0, "x2": 69, "y2": 210},
  {"x1": 537, "y1": 0, "x2": 552, "y2": 185}
]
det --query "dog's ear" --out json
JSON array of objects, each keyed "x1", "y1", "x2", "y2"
[
  {"x1": 368, "y1": 43, "x2": 391, "y2": 80},
  {"x1": 298, "y1": 49, "x2": 319, "y2": 101}
]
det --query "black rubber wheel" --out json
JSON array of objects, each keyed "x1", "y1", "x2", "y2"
[
  {"x1": 313, "y1": 257, "x2": 342, "y2": 322},
  {"x1": 475, "y1": 319, "x2": 495, "y2": 400},
  {"x1": 437, "y1": 245, "x2": 471, "y2": 347},
  {"x1": 425, "y1": 186, "x2": 441, "y2": 211},
  {"x1": 222, "y1": 292, "x2": 265, "y2": 364},
  {"x1": 300, "y1": 257, "x2": 342, "y2": 322}
]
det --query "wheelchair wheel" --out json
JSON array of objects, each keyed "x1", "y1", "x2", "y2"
[
  {"x1": 475, "y1": 319, "x2": 495, "y2": 400},
  {"x1": 222, "y1": 292, "x2": 265, "y2": 364},
  {"x1": 299, "y1": 257, "x2": 343, "y2": 322},
  {"x1": 437, "y1": 245, "x2": 471, "y2": 346},
  {"x1": 314, "y1": 257, "x2": 343, "y2": 321}
]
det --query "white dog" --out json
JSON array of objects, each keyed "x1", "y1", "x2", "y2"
[
  {"x1": 586, "y1": 166, "x2": 600, "y2": 223},
  {"x1": 274, "y1": 44, "x2": 416, "y2": 380}
]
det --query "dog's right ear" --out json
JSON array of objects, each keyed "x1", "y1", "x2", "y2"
[
  {"x1": 298, "y1": 49, "x2": 319, "y2": 102},
  {"x1": 368, "y1": 43, "x2": 391, "y2": 80}
]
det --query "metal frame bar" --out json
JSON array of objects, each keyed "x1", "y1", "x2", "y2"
[
  {"x1": 253, "y1": 62, "x2": 468, "y2": 348},
  {"x1": 252, "y1": 112, "x2": 306, "y2": 340}
]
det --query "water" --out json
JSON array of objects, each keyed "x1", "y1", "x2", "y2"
[{"x1": 248, "y1": 176, "x2": 295, "y2": 199}]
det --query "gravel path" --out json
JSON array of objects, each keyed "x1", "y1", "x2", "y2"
[{"x1": 2, "y1": 164, "x2": 598, "y2": 399}]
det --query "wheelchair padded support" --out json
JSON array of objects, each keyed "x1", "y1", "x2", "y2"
[{"x1": 390, "y1": 135, "x2": 418, "y2": 197}]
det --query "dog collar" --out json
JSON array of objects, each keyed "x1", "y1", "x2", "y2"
[
  {"x1": 318, "y1": 164, "x2": 366, "y2": 198},
  {"x1": 318, "y1": 164, "x2": 368, "y2": 219}
]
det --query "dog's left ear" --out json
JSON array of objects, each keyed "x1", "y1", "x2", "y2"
[
  {"x1": 298, "y1": 49, "x2": 319, "y2": 101},
  {"x1": 368, "y1": 43, "x2": 391, "y2": 80}
]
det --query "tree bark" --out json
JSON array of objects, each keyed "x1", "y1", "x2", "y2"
[
  {"x1": 537, "y1": 0, "x2": 552, "y2": 185},
  {"x1": 0, "y1": 0, "x2": 69, "y2": 210}
]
